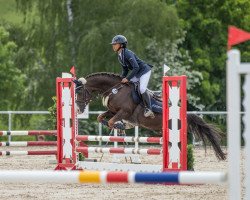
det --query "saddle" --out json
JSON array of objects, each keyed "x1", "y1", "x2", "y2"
[{"x1": 131, "y1": 82, "x2": 162, "y2": 113}]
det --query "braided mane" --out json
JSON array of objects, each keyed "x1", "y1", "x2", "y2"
[{"x1": 86, "y1": 72, "x2": 122, "y2": 79}]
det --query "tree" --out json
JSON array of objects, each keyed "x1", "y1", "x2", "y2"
[
  {"x1": 15, "y1": 0, "x2": 190, "y2": 109},
  {"x1": 0, "y1": 25, "x2": 25, "y2": 110},
  {"x1": 146, "y1": 33, "x2": 203, "y2": 110},
  {"x1": 175, "y1": 0, "x2": 250, "y2": 110}
]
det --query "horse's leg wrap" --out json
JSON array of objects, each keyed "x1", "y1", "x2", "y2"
[
  {"x1": 101, "y1": 120, "x2": 125, "y2": 130},
  {"x1": 101, "y1": 120, "x2": 109, "y2": 127}
]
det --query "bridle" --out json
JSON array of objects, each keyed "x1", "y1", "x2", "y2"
[{"x1": 75, "y1": 84, "x2": 92, "y2": 109}]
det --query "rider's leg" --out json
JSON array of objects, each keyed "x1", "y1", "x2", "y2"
[
  {"x1": 139, "y1": 71, "x2": 155, "y2": 118},
  {"x1": 130, "y1": 76, "x2": 139, "y2": 83},
  {"x1": 141, "y1": 92, "x2": 155, "y2": 118}
]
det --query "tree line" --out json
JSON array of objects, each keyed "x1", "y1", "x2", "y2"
[{"x1": 1, "y1": 0, "x2": 250, "y2": 113}]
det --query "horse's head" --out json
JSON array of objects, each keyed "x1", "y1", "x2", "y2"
[
  {"x1": 73, "y1": 77, "x2": 91, "y2": 114},
  {"x1": 73, "y1": 73, "x2": 123, "y2": 114}
]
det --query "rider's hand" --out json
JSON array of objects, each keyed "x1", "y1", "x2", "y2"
[{"x1": 121, "y1": 78, "x2": 129, "y2": 83}]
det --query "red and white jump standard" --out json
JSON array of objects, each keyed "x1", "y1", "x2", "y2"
[
  {"x1": 55, "y1": 69, "x2": 79, "y2": 170},
  {"x1": 162, "y1": 76, "x2": 187, "y2": 171}
]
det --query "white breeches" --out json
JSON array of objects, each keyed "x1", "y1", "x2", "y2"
[{"x1": 130, "y1": 70, "x2": 151, "y2": 94}]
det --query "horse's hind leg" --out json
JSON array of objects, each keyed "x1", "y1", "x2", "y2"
[{"x1": 108, "y1": 110, "x2": 130, "y2": 128}]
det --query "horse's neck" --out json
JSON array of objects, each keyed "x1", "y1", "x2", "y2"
[{"x1": 87, "y1": 76, "x2": 120, "y2": 93}]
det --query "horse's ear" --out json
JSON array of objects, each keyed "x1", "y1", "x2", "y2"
[{"x1": 78, "y1": 77, "x2": 87, "y2": 85}]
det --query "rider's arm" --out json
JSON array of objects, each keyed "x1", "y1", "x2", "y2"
[
  {"x1": 121, "y1": 66, "x2": 129, "y2": 78},
  {"x1": 125, "y1": 51, "x2": 140, "y2": 80}
]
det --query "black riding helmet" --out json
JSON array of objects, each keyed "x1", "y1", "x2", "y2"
[{"x1": 110, "y1": 35, "x2": 127, "y2": 48}]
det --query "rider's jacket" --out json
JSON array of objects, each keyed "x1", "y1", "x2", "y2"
[{"x1": 118, "y1": 48, "x2": 153, "y2": 80}]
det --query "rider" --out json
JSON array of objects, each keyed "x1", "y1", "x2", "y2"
[{"x1": 111, "y1": 34, "x2": 155, "y2": 118}]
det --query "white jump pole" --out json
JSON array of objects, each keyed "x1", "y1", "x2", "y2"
[
  {"x1": 227, "y1": 49, "x2": 250, "y2": 200},
  {"x1": 227, "y1": 50, "x2": 241, "y2": 200}
]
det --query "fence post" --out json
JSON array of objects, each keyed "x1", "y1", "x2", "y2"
[
  {"x1": 8, "y1": 112, "x2": 12, "y2": 142},
  {"x1": 162, "y1": 76, "x2": 187, "y2": 171},
  {"x1": 227, "y1": 50, "x2": 241, "y2": 200}
]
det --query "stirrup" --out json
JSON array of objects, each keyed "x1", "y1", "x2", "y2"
[{"x1": 144, "y1": 108, "x2": 155, "y2": 118}]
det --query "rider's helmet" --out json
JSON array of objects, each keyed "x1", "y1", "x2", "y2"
[{"x1": 110, "y1": 35, "x2": 127, "y2": 48}]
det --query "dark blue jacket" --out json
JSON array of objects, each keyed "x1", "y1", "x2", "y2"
[{"x1": 118, "y1": 48, "x2": 153, "y2": 80}]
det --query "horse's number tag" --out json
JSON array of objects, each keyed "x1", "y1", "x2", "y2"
[{"x1": 112, "y1": 88, "x2": 118, "y2": 94}]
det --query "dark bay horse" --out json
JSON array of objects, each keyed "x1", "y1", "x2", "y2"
[{"x1": 74, "y1": 72, "x2": 226, "y2": 160}]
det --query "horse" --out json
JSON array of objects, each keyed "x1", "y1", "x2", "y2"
[{"x1": 74, "y1": 72, "x2": 226, "y2": 160}]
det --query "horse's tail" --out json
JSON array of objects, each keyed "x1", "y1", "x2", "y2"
[{"x1": 187, "y1": 114, "x2": 226, "y2": 160}]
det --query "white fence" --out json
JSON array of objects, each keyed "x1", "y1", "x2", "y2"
[{"x1": 0, "y1": 110, "x2": 245, "y2": 144}]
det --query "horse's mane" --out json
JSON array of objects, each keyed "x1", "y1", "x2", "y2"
[{"x1": 86, "y1": 72, "x2": 122, "y2": 79}]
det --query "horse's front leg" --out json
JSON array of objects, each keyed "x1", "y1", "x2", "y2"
[
  {"x1": 97, "y1": 110, "x2": 114, "y2": 123},
  {"x1": 108, "y1": 110, "x2": 129, "y2": 128}
]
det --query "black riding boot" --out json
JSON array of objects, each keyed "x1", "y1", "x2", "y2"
[{"x1": 141, "y1": 92, "x2": 155, "y2": 118}]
